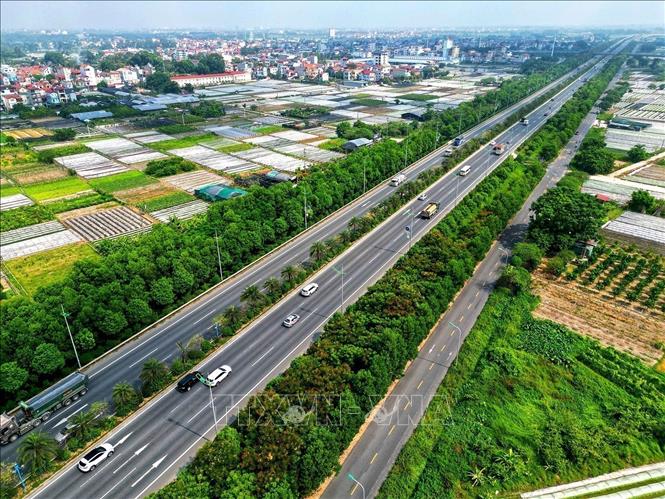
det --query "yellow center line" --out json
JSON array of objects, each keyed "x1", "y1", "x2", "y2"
[
  {"x1": 370, "y1": 452, "x2": 378, "y2": 464},
  {"x1": 350, "y1": 483, "x2": 358, "y2": 496},
  {"x1": 467, "y1": 302, "x2": 472, "y2": 310},
  {"x1": 388, "y1": 424, "x2": 396, "y2": 435},
  {"x1": 404, "y1": 400, "x2": 412, "y2": 410},
  {"x1": 417, "y1": 379, "x2": 424, "y2": 390},
  {"x1": 475, "y1": 290, "x2": 480, "y2": 298},
  {"x1": 460, "y1": 315, "x2": 465, "y2": 322},
  {"x1": 440, "y1": 344, "x2": 446, "y2": 351},
  {"x1": 429, "y1": 363, "x2": 434, "y2": 370}
]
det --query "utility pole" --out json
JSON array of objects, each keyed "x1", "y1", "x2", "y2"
[
  {"x1": 209, "y1": 384, "x2": 218, "y2": 432},
  {"x1": 214, "y1": 229, "x2": 223, "y2": 281},
  {"x1": 363, "y1": 162, "x2": 367, "y2": 194},
  {"x1": 61, "y1": 305, "x2": 81, "y2": 369},
  {"x1": 457, "y1": 108, "x2": 463, "y2": 137},
  {"x1": 303, "y1": 187, "x2": 308, "y2": 229}
]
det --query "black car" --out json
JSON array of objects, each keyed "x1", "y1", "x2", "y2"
[{"x1": 177, "y1": 371, "x2": 201, "y2": 392}]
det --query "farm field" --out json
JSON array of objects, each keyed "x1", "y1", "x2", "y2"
[
  {"x1": 147, "y1": 132, "x2": 216, "y2": 152},
  {"x1": 400, "y1": 93, "x2": 438, "y2": 101},
  {"x1": 351, "y1": 98, "x2": 389, "y2": 107},
  {"x1": 142, "y1": 191, "x2": 197, "y2": 212},
  {"x1": 380, "y1": 287, "x2": 665, "y2": 499},
  {"x1": 113, "y1": 182, "x2": 192, "y2": 208},
  {"x1": 4, "y1": 242, "x2": 98, "y2": 295},
  {"x1": 22, "y1": 176, "x2": 92, "y2": 201},
  {"x1": 89, "y1": 170, "x2": 156, "y2": 193}
]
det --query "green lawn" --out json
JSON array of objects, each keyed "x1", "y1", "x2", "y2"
[
  {"x1": 89, "y1": 170, "x2": 156, "y2": 193},
  {"x1": 254, "y1": 125, "x2": 283, "y2": 135},
  {"x1": 148, "y1": 132, "x2": 216, "y2": 152},
  {"x1": 23, "y1": 176, "x2": 91, "y2": 201},
  {"x1": 5, "y1": 243, "x2": 98, "y2": 296},
  {"x1": 141, "y1": 191, "x2": 196, "y2": 212},
  {"x1": 351, "y1": 98, "x2": 388, "y2": 107},
  {"x1": 218, "y1": 142, "x2": 254, "y2": 154},
  {"x1": 400, "y1": 93, "x2": 437, "y2": 102}
]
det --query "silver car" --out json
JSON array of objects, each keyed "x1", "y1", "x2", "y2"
[{"x1": 282, "y1": 314, "x2": 301, "y2": 328}]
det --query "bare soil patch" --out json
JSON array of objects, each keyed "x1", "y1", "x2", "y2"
[
  {"x1": 113, "y1": 182, "x2": 180, "y2": 205},
  {"x1": 532, "y1": 270, "x2": 665, "y2": 365}
]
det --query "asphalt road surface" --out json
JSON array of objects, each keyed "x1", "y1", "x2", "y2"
[
  {"x1": 322, "y1": 51, "x2": 627, "y2": 499},
  {"x1": 24, "y1": 44, "x2": 624, "y2": 499}
]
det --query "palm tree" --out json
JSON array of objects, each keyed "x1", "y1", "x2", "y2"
[
  {"x1": 223, "y1": 305, "x2": 243, "y2": 328},
  {"x1": 140, "y1": 358, "x2": 168, "y2": 396},
  {"x1": 112, "y1": 382, "x2": 137, "y2": 413},
  {"x1": 69, "y1": 408, "x2": 97, "y2": 440},
  {"x1": 264, "y1": 277, "x2": 282, "y2": 299},
  {"x1": 176, "y1": 335, "x2": 203, "y2": 362},
  {"x1": 240, "y1": 285, "x2": 263, "y2": 309},
  {"x1": 281, "y1": 265, "x2": 299, "y2": 286},
  {"x1": 17, "y1": 432, "x2": 58, "y2": 473},
  {"x1": 310, "y1": 241, "x2": 327, "y2": 262},
  {"x1": 348, "y1": 216, "x2": 362, "y2": 234}
]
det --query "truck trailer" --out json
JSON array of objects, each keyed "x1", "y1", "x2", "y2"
[
  {"x1": 492, "y1": 143, "x2": 506, "y2": 155},
  {"x1": 419, "y1": 202, "x2": 440, "y2": 219},
  {"x1": 0, "y1": 372, "x2": 89, "y2": 444}
]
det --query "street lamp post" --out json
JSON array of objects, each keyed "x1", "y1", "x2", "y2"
[
  {"x1": 61, "y1": 305, "x2": 81, "y2": 369},
  {"x1": 448, "y1": 321, "x2": 462, "y2": 364},
  {"x1": 304, "y1": 188, "x2": 308, "y2": 230},
  {"x1": 209, "y1": 384, "x2": 218, "y2": 433},
  {"x1": 455, "y1": 175, "x2": 460, "y2": 206},
  {"x1": 347, "y1": 473, "x2": 366, "y2": 499},
  {"x1": 363, "y1": 163, "x2": 367, "y2": 194},
  {"x1": 334, "y1": 264, "x2": 346, "y2": 311}
]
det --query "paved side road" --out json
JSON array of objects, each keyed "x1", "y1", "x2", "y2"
[
  {"x1": 1, "y1": 54, "x2": 592, "y2": 463},
  {"x1": 26, "y1": 48, "x2": 621, "y2": 499},
  {"x1": 322, "y1": 46, "x2": 627, "y2": 499}
]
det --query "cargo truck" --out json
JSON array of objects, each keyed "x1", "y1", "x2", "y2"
[
  {"x1": 419, "y1": 202, "x2": 440, "y2": 219},
  {"x1": 0, "y1": 372, "x2": 89, "y2": 444},
  {"x1": 520, "y1": 117, "x2": 529, "y2": 126},
  {"x1": 390, "y1": 174, "x2": 406, "y2": 186},
  {"x1": 492, "y1": 143, "x2": 506, "y2": 155}
]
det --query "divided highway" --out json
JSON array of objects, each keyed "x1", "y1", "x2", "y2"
[
  {"x1": 322, "y1": 48, "x2": 627, "y2": 499},
  {"x1": 25, "y1": 53, "x2": 613, "y2": 499},
  {"x1": 4, "y1": 54, "x2": 592, "y2": 463}
]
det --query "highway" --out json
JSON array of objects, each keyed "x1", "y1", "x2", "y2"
[
  {"x1": 322, "y1": 51, "x2": 626, "y2": 499},
  {"x1": 2, "y1": 53, "x2": 592, "y2": 464},
  {"x1": 23, "y1": 50, "x2": 618, "y2": 499}
]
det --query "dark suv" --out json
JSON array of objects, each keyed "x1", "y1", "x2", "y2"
[{"x1": 176, "y1": 371, "x2": 201, "y2": 392}]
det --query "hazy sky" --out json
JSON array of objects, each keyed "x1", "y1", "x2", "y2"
[{"x1": 1, "y1": 1, "x2": 663, "y2": 30}]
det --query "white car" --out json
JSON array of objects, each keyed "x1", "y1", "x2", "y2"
[
  {"x1": 78, "y1": 443, "x2": 114, "y2": 472},
  {"x1": 489, "y1": 140, "x2": 497, "y2": 146},
  {"x1": 417, "y1": 193, "x2": 428, "y2": 201},
  {"x1": 206, "y1": 365, "x2": 232, "y2": 387},
  {"x1": 282, "y1": 314, "x2": 301, "y2": 328},
  {"x1": 300, "y1": 283, "x2": 319, "y2": 297}
]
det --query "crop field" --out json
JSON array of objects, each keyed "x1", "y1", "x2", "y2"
[
  {"x1": 170, "y1": 145, "x2": 258, "y2": 173},
  {"x1": 0, "y1": 204, "x2": 53, "y2": 232},
  {"x1": 86, "y1": 137, "x2": 145, "y2": 157},
  {"x1": 161, "y1": 170, "x2": 229, "y2": 192},
  {"x1": 400, "y1": 93, "x2": 438, "y2": 101},
  {"x1": 148, "y1": 132, "x2": 216, "y2": 152},
  {"x1": 89, "y1": 170, "x2": 156, "y2": 193},
  {"x1": 271, "y1": 130, "x2": 319, "y2": 142},
  {"x1": 10, "y1": 164, "x2": 70, "y2": 184},
  {"x1": 55, "y1": 151, "x2": 128, "y2": 179},
  {"x1": 112, "y1": 182, "x2": 186, "y2": 206},
  {"x1": 530, "y1": 247, "x2": 665, "y2": 365},
  {"x1": 233, "y1": 146, "x2": 311, "y2": 172},
  {"x1": 0, "y1": 193, "x2": 34, "y2": 211},
  {"x1": 351, "y1": 98, "x2": 389, "y2": 107},
  {"x1": 22, "y1": 176, "x2": 92, "y2": 202},
  {"x1": 64, "y1": 206, "x2": 154, "y2": 241},
  {"x1": 0, "y1": 184, "x2": 21, "y2": 197},
  {"x1": 116, "y1": 150, "x2": 168, "y2": 165},
  {"x1": 4, "y1": 242, "x2": 98, "y2": 295},
  {"x1": 46, "y1": 192, "x2": 114, "y2": 214},
  {"x1": 142, "y1": 191, "x2": 197, "y2": 212},
  {"x1": 150, "y1": 199, "x2": 209, "y2": 222},
  {"x1": 4, "y1": 127, "x2": 53, "y2": 140},
  {"x1": 125, "y1": 130, "x2": 174, "y2": 144},
  {"x1": 205, "y1": 125, "x2": 258, "y2": 140},
  {"x1": 253, "y1": 124, "x2": 284, "y2": 134},
  {"x1": 318, "y1": 138, "x2": 346, "y2": 151},
  {"x1": 274, "y1": 143, "x2": 344, "y2": 162},
  {"x1": 0, "y1": 225, "x2": 82, "y2": 260},
  {"x1": 218, "y1": 142, "x2": 255, "y2": 153}
]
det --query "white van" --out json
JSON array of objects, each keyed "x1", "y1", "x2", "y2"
[
  {"x1": 459, "y1": 165, "x2": 471, "y2": 176},
  {"x1": 390, "y1": 174, "x2": 406, "y2": 186}
]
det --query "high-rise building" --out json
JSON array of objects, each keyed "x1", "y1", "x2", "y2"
[
  {"x1": 374, "y1": 52, "x2": 389, "y2": 66},
  {"x1": 329, "y1": 28, "x2": 336, "y2": 38}
]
